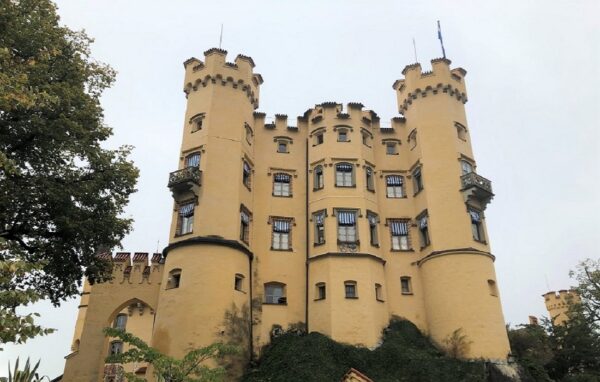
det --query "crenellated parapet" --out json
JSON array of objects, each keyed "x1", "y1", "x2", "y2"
[
  {"x1": 393, "y1": 58, "x2": 468, "y2": 114},
  {"x1": 97, "y1": 251, "x2": 164, "y2": 286},
  {"x1": 543, "y1": 289, "x2": 580, "y2": 325},
  {"x1": 182, "y1": 48, "x2": 263, "y2": 109}
]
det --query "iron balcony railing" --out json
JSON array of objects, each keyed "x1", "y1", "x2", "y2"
[
  {"x1": 460, "y1": 172, "x2": 493, "y2": 194},
  {"x1": 168, "y1": 166, "x2": 202, "y2": 188}
]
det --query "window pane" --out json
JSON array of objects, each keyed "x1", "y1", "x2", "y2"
[{"x1": 400, "y1": 235, "x2": 409, "y2": 250}]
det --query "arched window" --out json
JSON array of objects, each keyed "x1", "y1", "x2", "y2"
[
  {"x1": 264, "y1": 282, "x2": 286, "y2": 304},
  {"x1": 365, "y1": 167, "x2": 374, "y2": 191},
  {"x1": 167, "y1": 268, "x2": 182, "y2": 289},
  {"x1": 335, "y1": 163, "x2": 354, "y2": 187},
  {"x1": 113, "y1": 313, "x2": 127, "y2": 331},
  {"x1": 314, "y1": 165, "x2": 324, "y2": 190}
]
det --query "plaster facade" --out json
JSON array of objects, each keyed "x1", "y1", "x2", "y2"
[
  {"x1": 63, "y1": 48, "x2": 511, "y2": 381},
  {"x1": 543, "y1": 290, "x2": 580, "y2": 325}
]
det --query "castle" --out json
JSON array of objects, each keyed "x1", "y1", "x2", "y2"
[
  {"x1": 62, "y1": 48, "x2": 511, "y2": 380},
  {"x1": 543, "y1": 290, "x2": 580, "y2": 325}
]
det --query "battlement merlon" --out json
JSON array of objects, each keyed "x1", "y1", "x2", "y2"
[
  {"x1": 183, "y1": 48, "x2": 263, "y2": 108},
  {"x1": 392, "y1": 58, "x2": 468, "y2": 114}
]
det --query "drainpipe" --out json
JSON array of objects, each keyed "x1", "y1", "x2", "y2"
[{"x1": 305, "y1": 137, "x2": 310, "y2": 332}]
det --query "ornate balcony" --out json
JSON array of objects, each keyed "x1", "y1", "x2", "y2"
[
  {"x1": 103, "y1": 363, "x2": 125, "y2": 381},
  {"x1": 168, "y1": 166, "x2": 202, "y2": 201},
  {"x1": 460, "y1": 172, "x2": 494, "y2": 210}
]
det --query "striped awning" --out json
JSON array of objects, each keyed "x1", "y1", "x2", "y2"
[
  {"x1": 367, "y1": 213, "x2": 378, "y2": 225},
  {"x1": 337, "y1": 211, "x2": 355, "y2": 225},
  {"x1": 390, "y1": 221, "x2": 408, "y2": 235},
  {"x1": 243, "y1": 162, "x2": 251, "y2": 173},
  {"x1": 413, "y1": 168, "x2": 421, "y2": 177},
  {"x1": 273, "y1": 219, "x2": 290, "y2": 233},
  {"x1": 419, "y1": 216, "x2": 428, "y2": 229},
  {"x1": 314, "y1": 213, "x2": 325, "y2": 225},
  {"x1": 469, "y1": 210, "x2": 481, "y2": 223},
  {"x1": 274, "y1": 173, "x2": 291, "y2": 182},
  {"x1": 386, "y1": 175, "x2": 403, "y2": 186},
  {"x1": 366, "y1": 167, "x2": 373, "y2": 175},
  {"x1": 241, "y1": 211, "x2": 250, "y2": 224},
  {"x1": 336, "y1": 163, "x2": 353, "y2": 172},
  {"x1": 179, "y1": 203, "x2": 194, "y2": 217},
  {"x1": 185, "y1": 153, "x2": 200, "y2": 167}
]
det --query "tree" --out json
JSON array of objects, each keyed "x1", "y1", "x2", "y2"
[
  {"x1": 0, "y1": 0, "x2": 138, "y2": 308},
  {"x1": 103, "y1": 328, "x2": 238, "y2": 382},
  {"x1": 1, "y1": 357, "x2": 49, "y2": 382},
  {"x1": 570, "y1": 259, "x2": 600, "y2": 327}
]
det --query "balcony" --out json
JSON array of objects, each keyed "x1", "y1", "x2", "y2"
[
  {"x1": 168, "y1": 166, "x2": 202, "y2": 201},
  {"x1": 460, "y1": 172, "x2": 494, "y2": 210},
  {"x1": 103, "y1": 363, "x2": 124, "y2": 381}
]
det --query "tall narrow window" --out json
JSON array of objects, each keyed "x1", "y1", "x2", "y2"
[
  {"x1": 314, "y1": 165, "x2": 324, "y2": 190},
  {"x1": 408, "y1": 130, "x2": 417, "y2": 149},
  {"x1": 461, "y1": 160, "x2": 473, "y2": 175},
  {"x1": 264, "y1": 282, "x2": 286, "y2": 304},
  {"x1": 365, "y1": 167, "x2": 374, "y2": 191},
  {"x1": 362, "y1": 131, "x2": 370, "y2": 146},
  {"x1": 386, "y1": 142, "x2": 397, "y2": 155},
  {"x1": 367, "y1": 212, "x2": 378, "y2": 246},
  {"x1": 167, "y1": 269, "x2": 182, "y2": 289},
  {"x1": 375, "y1": 283, "x2": 383, "y2": 301},
  {"x1": 401, "y1": 277, "x2": 412, "y2": 294},
  {"x1": 316, "y1": 283, "x2": 326, "y2": 300},
  {"x1": 185, "y1": 152, "x2": 201, "y2": 168},
  {"x1": 335, "y1": 163, "x2": 354, "y2": 187},
  {"x1": 345, "y1": 281, "x2": 357, "y2": 298},
  {"x1": 242, "y1": 161, "x2": 251, "y2": 189},
  {"x1": 418, "y1": 214, "x2": 430, "y2": 247},
  {"x1": 109, "y1": 341, "x2": 123, "y2": 355},
  {"x1": 337, "y1": 210, "x2": 357, "y2": 243},
  {"x1": 273, "y1": 173, "x2": 291, "y2": 197},
  {"x1": 456, "y1": 123, "x2": 468, "y2": 140},
  {"x1": 488, "y1": 280, "x2": 498, "y2": 297},
  {"x1": 412, "y1": 167, "x2": 423, "y2": 194},
  {"x1": 272, "y1": 218, "x2": 291, "y2": 250},
  {"x1": 315, "y1": 132, "x2": 324, "y2": 145},
  {"x1": 338, "y1": 129, "x2": 348, "y2": 142},
  {"x1": 313, "y1": 211, "x2": 326, "y2": 245},
  {"x1": 113, "y1": 314, "x2": 127, "y2": 331},
  {"x1": 235, "y1": 274, "x2": 245, "y2": 291},
  {"x1": 177, "y1": 202, "x2": 195, "y2": 235},
  {"x1": 469, "y1": 209, "x2": 484, "y2": 242},
  {"x1": 386, "y1": 175, "x2": 404, "y2": 198},
  {"x1": 240, "y1": 209, "x2": 250, "y2": 244},
  {"x1": 390, "y1": 219, "x2": 410, "y2": 250}
]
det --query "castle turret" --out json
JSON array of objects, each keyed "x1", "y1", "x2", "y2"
[
  {"x1": 543, "y1": 289, "x2": 580, "y2": 325},
  {"x1": 152, "y1": 48, "x2": 261, "y2": 360},
  {"x1": 393, "y1": 59, "x2": 510, "y2": 360}
]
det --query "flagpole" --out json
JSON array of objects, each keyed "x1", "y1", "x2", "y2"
[
  {"x1": 437, "y1": 20, "x2": 446, "y2": 59},
  {"x1": 219, "y1": 24, "x2": 223, "y2": 49},
  {"x1": 412, "y1": 37, "x2": 418, "y2": 63}
]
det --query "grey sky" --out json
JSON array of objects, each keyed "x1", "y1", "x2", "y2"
[{"x1": 2, "y1": 0, "x2": 599, "y2": 378}]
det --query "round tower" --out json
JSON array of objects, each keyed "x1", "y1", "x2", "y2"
[
  {"x1": 393, "y1": 59, "x2": 510, "y2": 360},
  {"x1": 152, "y1": 49, "x2": 262, "y2": 360}
]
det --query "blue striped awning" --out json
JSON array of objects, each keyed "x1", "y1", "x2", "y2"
[
  {"x1": 413, "y1": 168, "x2": 421, "y2": 177},
  {"x1": 243, "y1": 162, "x2": 251, "y2": 173},
  {"x1": 366, "y1": 167, "x2": 373, "y2": 175},
  {"x1": 386, "y1": 175, "x2": 403, "y2": 186},
  {"x1": 368, "y1": 213, "x2": 378, "y2": 225},
  {"x1": 241, "y1": 211, "x2": 250, "y2": 224},
  {"x1": 469, "y1": 210, "x2": 481, "y2": 223},
  {"x1": 337, "y1": 211, "x2": 355, "y2": 225},
  {"x1": 179, "y1": 203, "x2": 194, "y2": 217},
  {"x1": 274, "y1": 173, "x2": 291, "y2": 182},
  {"x1": 314, "y1": 213, "x2": 325, "y2": 225},
  {"x1": 390, "y1": 221, "x2": 408, "y2": 235},
  {"x1": 336, "y1": 163, "x2": 353, "y2": 172},
  {"x1": 185, "y1": 153, "x2": 200, "y2": 167},
  {"x1": 419, "y1": 216, "x2": 428, "y2": 229},
  {"x1": 273, "y1": 219, "x2": 290, "y2": 233}
]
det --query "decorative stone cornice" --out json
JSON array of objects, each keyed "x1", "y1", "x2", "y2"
[
  {"x1": 184, "y1": 74, "x2": 259, "y2": 109},
  {"x1": 308, "y1": 252, "x2": 386, "y2": 265},
  {"x1": 398, "y1": 83, "x2": 467, "y2": 113},
  {"x1": 417, "y1": 247, "x2": 494, "y2": 267},
  {"x1": 162, "y1": 236, "x2": 254, "y2": 260}
]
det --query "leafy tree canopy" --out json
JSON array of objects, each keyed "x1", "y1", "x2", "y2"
[{"x1": 0, "y1": 0, "x2": 138, "y2": 305}]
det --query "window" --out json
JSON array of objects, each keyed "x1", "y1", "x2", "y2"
[
  {"x1": 375, "y1": 283, "x2": 383, "y2": 301},
  {"x1": 337, "y1": 210, "x2": 357, "y2": 243},
  {"x1": 461, "y1": 160, "x2": 473, "y2": 175},
  {"x1": 189, "y1": 113, "x2": 205, "y2": 133},
  {"x1": 386, "y1": 143, "x2": 397, "y2": 155},
  {"x1": 412, "y1": 167, "x2": 423, "y2": 194},
  {"x1": 335, "y1": 163, "x2": 354, "y2": 187},
  {"x1": 242, "y1": 161, "x2": 251, "y2": 189},
  {"x1": 109, "y1": 341, "x2": 123, "y2": 356},
  {"x1": 401, "y1": 277, "x2": 412, "y2": 294},
  {"x1": 365, "y1": 167, "x2": 374, "y2": 191},
  {"x1": 113, "y1": 314, "x2": 127, "y2": 331},
  {"x1": 362, "y1": 131, "x2": 370, "y2": 146},
  {"x1": 264, "y1": 283, "x2": 286, "y2": 304},
  {"x1": 177, "y1": 202, "x2": 195, "y2": 235},
  {"x1": 313, "y1": 211, "x2": 326, "y2": 245},
  {"x1": 245, "y1": 123, "x2": 253, "y2": 144},
  {"x1": 344, "y1": 281, "x2": 357, "y2": 298},
  {"x1": 185, "y1": 152, "x2": 200, "y2": 168},
  {"x1": 367, "y1": 212, "x2": 379, "y2": 246},
  {"x1": 272, "y1": 218, "x2": 291, "y2": 250},
  {"x1": 235, "y1": 274, "x2": 245, "y2": 291},
  {"x1": 456, "y1": 122, "x2": 467, "y2": 141},
  {"x1": 314, "y1": 165, "x2": 324, "y2": 190},
  {"x1": 167, "y1": 269, "x2": 182, "y2": 289},
  {"x1": 277, "y1": 141, "x2": 288, "y2": 153},
  {"x1": 240, "y1": 208, "x2": 250, "y2": 244},
  {"x1": 389, "y1": 219, "x2": 410, "y2": 250},
  {"x1": 338, "y1": 129, "x2": 348, "y2": 142},
  {"x1": 316, "y1": 283, "x2": 326, "y2": 300},
  {"x1": 469, "y1": 209, "x2": 484, "y2": 242},
  {"x1": 408, "y1": 130, "x2": 417, "y2": 149},
  {"x1": 315, "y1": 132, "x2": 324, "y2": 145},
  {"x1": 386, "y1": 175, "x2": 404, "y2": 198},
  {"x1": 273, "y1": 173, "x2": 291, "y2": 197},
  {"x1": 488, "y1": 280, "x2": 498, "y2": 297},
  {"x1": 418, "y1": 214, "x2": 430, "y2": 247}
]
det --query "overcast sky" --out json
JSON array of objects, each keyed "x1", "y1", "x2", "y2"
[{"x1": 2, "y1": 0, "x2": 599, "y2": 378}]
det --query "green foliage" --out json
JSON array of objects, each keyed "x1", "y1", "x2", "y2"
[
  {"x1": 103, "y1": 327, "x2": 238, "y2": 382},
  {"x1": 219, "y1": 303, "x2": 252, "y2": 379},
  {"x1": 442, "y1": 328, "x2": 473, "y2": 359},
  {"x1": 2, "y1": 357, "x2": 49, "y2": 382},
  {"x1": 570, "y1": 259, "x2": 600, "y2": 327},
  {"x1": 507, "y1": 324, "x2": 553, "y2": 381},
  {"x1": 243, "y1": 319, "x2": 488, "y2": 382}
]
